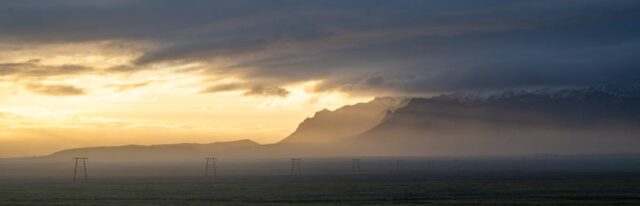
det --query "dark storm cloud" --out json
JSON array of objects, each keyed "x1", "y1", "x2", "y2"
[
  {"x1": 2, "y1": 0, "x2": 639, "y2": 94},
  {"x1": 25, "y1": 83, "x2": 86, "y2": 96}
]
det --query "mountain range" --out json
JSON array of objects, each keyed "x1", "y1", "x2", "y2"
[
  {"x1": 351, "y1": 83, "x2": 640, "y2": 156},
  {"x1": 47, "y1": 83, "x2": 640, "y2": 160}
]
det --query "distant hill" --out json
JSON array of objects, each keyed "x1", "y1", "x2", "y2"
[
  {"x1": 278, "y1": 97, "x2": 408, "y2": 144},
  {"x1": 48, "y1": 139, "x2": 260, "y2": 161}
]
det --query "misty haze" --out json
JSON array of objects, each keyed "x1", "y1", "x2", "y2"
[{"x1": 1, "y1": 0, "x2": 640, "y2": 205}]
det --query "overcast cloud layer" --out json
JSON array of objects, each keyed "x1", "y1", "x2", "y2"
[{"x1": 1, "y1": 0, "x2": 639, "y2": 95}]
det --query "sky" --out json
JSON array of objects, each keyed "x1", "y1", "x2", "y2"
[{"x1": 0, "y1": 0, "x2": 639, "y2": 157}]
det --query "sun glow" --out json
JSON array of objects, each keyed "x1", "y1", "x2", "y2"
[{"x1": 0, "y1": 44, "x2": 372, "y2": 157}]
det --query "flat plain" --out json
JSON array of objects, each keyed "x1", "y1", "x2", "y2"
[
  {"x1": 0, "y1": 158, "x2": 639, "y2": 205},
  {"x1": 2, "y1": 173, "x2": 640, "y2": 205}
]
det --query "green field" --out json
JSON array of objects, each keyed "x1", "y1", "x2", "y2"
[{"x1": 1, "y1": 171, "x2": 639, "y2": 205}]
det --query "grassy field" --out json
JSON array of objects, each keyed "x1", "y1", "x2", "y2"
[{"x1": 0, "y1": 171, "x2": 639, "y2": 205}]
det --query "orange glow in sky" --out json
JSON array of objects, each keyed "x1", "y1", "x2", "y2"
[{"x1": 0, "y1": 42, "x2": 372, "y2": 157}]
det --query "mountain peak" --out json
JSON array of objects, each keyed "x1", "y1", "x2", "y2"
[{"x1": 278, "y1": 97, "x2": 409, "y2": 144}]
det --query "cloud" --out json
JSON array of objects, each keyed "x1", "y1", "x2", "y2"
[
  {"x1": 104, "y1": 65, "x2": 141, "y2": 73},
  {"x1": 201, "y1": 83, "x2": 289, "y2": 97},
  {"x1": 0, "y1": 59, "x2": 93, "y2": 77},
  {"x1": 111, "y1": 81, "x2": 151, "y2": 92},
  {"x1": 200, "y1": 83, "x2": 244, "y2": 93},
  {"x1": 1, "y1": 0, "x2": 639, "y2": 94},
  {"x1": 0, "y1": 60, "x2": 142, "y2": 85},
  {"x1": 25, "y1": 83, "x2": 86, "y2": 96},
  {"x1": 244, "y1": 86, "x2": 290, "y2": 97}
]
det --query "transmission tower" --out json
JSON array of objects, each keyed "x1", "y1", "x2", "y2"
[
  {"x1": 290, "y1": 158, "x2": 302, "y2": 175},
  {"x1": 204, "y1": 157, "x2": 217, "y2": 178},
  {"x1": 352, "y1": 158, "x2": 361, "y2": 174},
  {"x1": 73, "y1": 157, "x2": 88, "y2": 183},
  {"x1": 395, "y1": 159, "x2": 404, "y2": 171},
  {"x1": 426, "y1": 159, "x2": 434, "y2": 170}
]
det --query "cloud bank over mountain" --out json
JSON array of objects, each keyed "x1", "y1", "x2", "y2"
[{"x1": 352, "y1": 83, "x2": 640, "y2": 156}]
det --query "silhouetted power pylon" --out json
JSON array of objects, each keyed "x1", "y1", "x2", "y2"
[
  {"x1": 204, "y1": 157, "x2": 217, "y2": 178},
  {"x1": 352, "y1": 158, "x2": 361, "y2": 174},
  {"x1": 395, "y1": 160, "x2": 404, "y2": 171},
  {"x1": 290, "y1": 158, "x2": 302, "y2": 175},
  {"x1": 73, "y1": 157, "x2": 88, "y2": 183},
  {"x1": 426, "y1": 160, "x2": 434, "y2": 170}
]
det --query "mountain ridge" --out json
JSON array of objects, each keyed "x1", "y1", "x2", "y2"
[
  {"x1": 48, "y1": 139, "x2": 260, "y2": 161},
  {"x1": 42, "y1": 82, "x2": 640, "y2": 159}
]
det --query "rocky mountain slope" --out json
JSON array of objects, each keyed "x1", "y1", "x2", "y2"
[{"x1": 278, "y1": 97, "x2": 408, "y2": 144}]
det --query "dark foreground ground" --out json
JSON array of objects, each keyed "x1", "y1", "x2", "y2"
[
  {"x1": 0, "y1": 157, "x2": 639, "y2": 205},
  {"x1": 0, "y1": 171, "x2": 639, "y2": 205}
]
